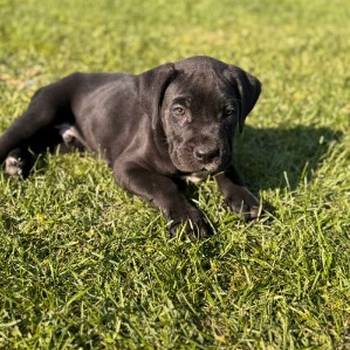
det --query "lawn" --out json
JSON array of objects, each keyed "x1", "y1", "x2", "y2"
[{"x1": 0, "y1": 0, "x2": 350, "y2": 348}]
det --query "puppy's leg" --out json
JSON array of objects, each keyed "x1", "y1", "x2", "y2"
[
  {"x1": 113, "y1": 161, "x2": 212, "y2": 237},
  {"x1": 0, "y1": 78, "x2": 82, "y2": 177},
  {"x1": 0, "y1": 103, "x2": 54, "y2": 164},
  {"x1": 4, "y1": 125, "x2": 86, "y2": 177},
  {"x1": 4, "y1": 147, "x2": 34, "y2": 177},
  {"x1": 0, "y1": 74, "x2": 79, "y2": 165},
  {"x1": 56, "y1": 124, "x2": 87, "y2": 153},
  {"x1": 2, "y1": 123, "x2": 70, "y2": 177},
  {"x1": 215, "y1": 165, "x2": 261, "y2": 220}
]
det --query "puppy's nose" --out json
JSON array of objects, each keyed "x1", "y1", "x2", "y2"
[{"x1": 194, "y1": 147, "x2": 220, "y2": 163}]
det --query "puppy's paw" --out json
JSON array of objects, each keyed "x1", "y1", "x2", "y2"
[
  {"x1": 5, "y1": 156, "x2": 24, "y2": 177},
  {"x1": 168, "y1": 207, "x2": 212, "y2": 239},
  {"x1": 225, "y1": 187, "x2": 262, "y2": 221}
]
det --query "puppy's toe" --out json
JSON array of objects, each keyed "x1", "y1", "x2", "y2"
[
  {"x1": 169, "y1": 220, "x2": 212, "y2": 239},
  {"x1": 5, "y1": 156, "x2": 23, "y2": 177},
  {"x1": 227, "y1": 199, "x2": 262, "y2": 222},
  {"x1": 168, "y1": 209, "x2": 213, "y2": 239},
  {"x1": 187, "y1": 218, "x2": 213, "y2": 239},
  {"x1": 246, "y1": 206, "x2": 261, "y2": 221}
]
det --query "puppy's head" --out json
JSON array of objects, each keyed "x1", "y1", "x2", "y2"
[{"x1": 139, "y1": 56, "x2": 261, "y2": 174}]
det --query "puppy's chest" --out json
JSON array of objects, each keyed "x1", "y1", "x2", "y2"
[{"x1": 181, "y1": 171, "x2": 209, "y2": 184}]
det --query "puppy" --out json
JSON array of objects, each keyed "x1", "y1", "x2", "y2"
[{"x1": 0, "y1": 56, "x2": 261, "y2": 236}]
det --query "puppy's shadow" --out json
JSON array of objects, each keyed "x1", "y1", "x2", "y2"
[
  {"x1": 19, "y1": 125, "x2": 341, "y2": 198},
  {"x1": 235, "y1": 125, "x2": 342, "y2": 191}
]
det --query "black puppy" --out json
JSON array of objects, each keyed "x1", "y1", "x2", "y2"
[{"x1": 0, "y1": 56, "x2": 261, "y2": 236}]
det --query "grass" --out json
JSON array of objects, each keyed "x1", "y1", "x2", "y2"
[{"x1": 0, "y1": 0, "x2": 350, "y2": 348}]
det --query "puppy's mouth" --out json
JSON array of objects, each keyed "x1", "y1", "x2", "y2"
[
  {"x1": 202, "y1": 161, "x2": 223, "y2": 173},
  {"x1": 202, "y1": 147, "x2": 231, "y2": 173},
  {"x1": 171, "y1": 143, "x2": 231, "y2": 174},
  {"x1": 177, "y1": 155, "x2": 231, "y2": 175},
  {"x1": 181, "y1": 162, "x2": 229, "y2": 184},
  {"x1": 202, "y1": 160, "x2": 230, "y2": 175}
]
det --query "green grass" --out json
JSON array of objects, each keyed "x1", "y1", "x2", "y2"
[{"x1": 1, "y1": 0, "x2": 350, "y2": 348}]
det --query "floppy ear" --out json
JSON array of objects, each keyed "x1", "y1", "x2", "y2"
[
  {"x1": 138, "y1": 62, "x2": 177, "y2": 130},
  {"x1": 225, "y1": 65, "x2": 262, "y2": 133}
]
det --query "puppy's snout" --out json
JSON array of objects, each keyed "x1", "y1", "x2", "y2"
[{"x1": 194, "y1": 146, "x2": 220, "y2": 163}]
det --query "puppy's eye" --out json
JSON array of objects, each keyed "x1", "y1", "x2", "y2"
[
  {"x1": 172, "y1": 106, "x2": 185, "y2": 116},
  {"x1": 223, "y1": 107, "x2": 235, "y2": 118}
]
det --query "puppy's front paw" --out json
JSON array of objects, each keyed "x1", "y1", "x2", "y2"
[
  {"x1": 168, "y1": 207, "x2": 212, "y2": 239},
  {"x1": 225, "y1": 187, "x2": 262, "y2": 221}
]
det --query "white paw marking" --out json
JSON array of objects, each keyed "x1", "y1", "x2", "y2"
[
  {"x1": 56, "y1": 123, "x2": 79, "y2": 144},
  {"x1": 5, "y1": 156, "x2": 23, "y2": 176},
  {"x1": 56, "y1": 123, "x2": 87, "y2": 148}
]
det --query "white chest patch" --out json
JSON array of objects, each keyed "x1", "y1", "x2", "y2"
[{"x1": 182, "y1": 171, "x2": 209, "y2": 184}]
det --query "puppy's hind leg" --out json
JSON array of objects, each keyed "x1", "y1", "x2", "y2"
[
  {"x1": 3, "y1": 125, "x2": 66, "y2": 178},
  {"x1": 56, "y1": 123, "x2": 87, "y2": 153},
  {"x1": 3, "y1": 123, "x2": 88, "y2": 178},
  {"x1": 0, "y1": 93, "x2": 57, "y2": 164},
  {"x1": 0, "y1": 76, "x2": 78, "y2": 174},
  {"x1": 4, "y1": 147, "x2": 34, "y2": 178}
]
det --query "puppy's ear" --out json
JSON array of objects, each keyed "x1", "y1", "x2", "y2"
[
  {"x1": 138, "y1": 63, "x2": 177, "y2": 130},
  {"x1": 225, "y1": 65, "x2": 261, "y2": 133}
]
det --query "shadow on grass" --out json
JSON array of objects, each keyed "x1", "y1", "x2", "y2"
[
  {"x1": 10, "y1": 125, "x2": 341, "y2": 196},
  {"x1": 194, "y1": 126, "x2": 342, "y2": 266},
  {"x1": 235, "y1": 125, "x2": 342, "y2": 191}
]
